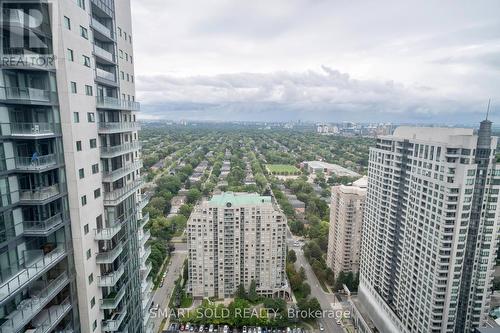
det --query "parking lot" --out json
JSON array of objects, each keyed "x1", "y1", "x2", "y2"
[{"x1": 165, "y1": 324, "x2": 308, "y2": 333}]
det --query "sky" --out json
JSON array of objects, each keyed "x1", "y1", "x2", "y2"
[{"x1": 130, "y1": 0, "x2": 500, "y2": 124}]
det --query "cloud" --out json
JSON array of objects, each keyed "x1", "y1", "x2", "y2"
[{"x1": 137, "y1": 66, "x2": 493, "y2": 123}]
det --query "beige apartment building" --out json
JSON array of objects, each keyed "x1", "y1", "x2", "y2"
[
  {"x1": 187, "y1": 192, "x2": 289, "y2": 300},
  {"x1": 327, "y1": 177, "x2": 367, "y2": 277}
]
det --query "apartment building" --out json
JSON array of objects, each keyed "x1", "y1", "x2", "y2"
[
  {"x1": 358, "y1": 121, "x2": 500, "y2": 333},
  {"x1": 187, "y1": 192, "x2": 289, "y2": 300},
  {"x1": 0, "y1": 0, "x2": 151, "y2": 332},
  {"x1": 327, "y1": 176, "x2": 367, "y2": 277}
]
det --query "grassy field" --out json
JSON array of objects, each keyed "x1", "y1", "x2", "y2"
[{"x1": 266, "y1": 164, "x2": 301, "y2": 175}]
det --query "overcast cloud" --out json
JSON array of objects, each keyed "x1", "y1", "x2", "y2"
[{"x1": 131, "y1": 0, "x2": 500, "y2": 123}]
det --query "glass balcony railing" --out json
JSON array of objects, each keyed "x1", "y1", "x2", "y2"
[
  {"x1": 95, "y1": 222, "x2": 122, "y2": 241},
  {"x1": 0, "y1": 87, "x2": 56, "y2": 103},
  {"x1": 19, "y1": 183, "x2": 64, "y2": 203},
  {"x1": 96, "y1": 68, "x2": 116, "y2": 82},
  {"x1": 139, "y1": 213, "x2": 150, "y2": 229},
  {"x1": 100, "y1": 288, "x2": 125, "y2": 310},
  {"x1": 102, "y1": 309, "x2": 127, "y2": 331},
  {"x1": 24, "y1": 213, "x2": 64, "y2": 236},
  {"x1": 102, "y1": 161, "x2": 143, "y2": 182},
  {"x1": 96, "y1": 243, "x2": 123, "y2": 264},
  {"x1": 0, "y1": 272, "x2": 69, "y2": 333},
  {"x1": 140, "y1": 262, "x2": 152, "y2": 279},
  {"x1": 93, "y1": 44, "x2": 115, "y2": 62},
  {"x1": 100, "y1": 141, "x2": 141, "y2": 158},
  {"x1": 3, "y1": 122, "x2": 60, "y2": 137},
  {"x1": 98, "y1": 264, "x2": 125, "y2": 287},
  {"x1": 103, "y1": 179, "x2": 143, "y2": 206},
  {"x1": 140, "y1": 245, "x2": 151, "y2": 265},
  {"x1": 31, "y1": 297, "x2": 71, "y2": 333},
  {"x1": 137, "y1": 191, "x2": 153, "y2": 211},
  {"x1": 0, "y1": 245, "x2": 66, "y2": 303},
  {"x1": 90, "y1": 17, "x2": 113, "y2": 39},
  {"x1": 97, "y1": 121, "x2": 141, "y2": 133},
  {"x1": 96, "y1": 96, "x2": 140, "y2": 111},
  {"x1": 141, "y1": 277, "x2": 152, "y2": 294},
  {"x1": 16, "y1": 154, "x2": 62, "y2": 171},
  {"x1": 139, "y1": 230, "x2": 150, "y2": 248}
]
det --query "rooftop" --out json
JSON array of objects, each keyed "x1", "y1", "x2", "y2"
[
  {"x1": 208, "y1": 192, "x2": 272, "y2": 206},
  {"x1": 389, "y1": 126, "x2": 475, "y2": 144},
  {"x1": 304, "y1": 161, "x2": 360, "y2": 177}
]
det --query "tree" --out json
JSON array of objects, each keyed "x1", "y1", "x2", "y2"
[
  {"x1": 179, "y1": 204, "x2": 193, "y2": 219},
  {"x1": 288, "y1": 249, "x2": 297, "y2": 263},
  {"x1": 186, "y1": 188, "x2": 202, "y2": 204},
  {"x1": 301, "y1": 282, "x2": 311, "y2": 297},
  {"x1": 236, "y1": 284, "x2": 246, "y2": 299},
  {"x1": 334, "y1": 271, "x2": 346, "y2": 291},
  {"x1": 325, "y1": 267, "x2": 335, "y2": 286},
  {"x1": 248, "y1": 280, "x2": 259, "y2": 303}
]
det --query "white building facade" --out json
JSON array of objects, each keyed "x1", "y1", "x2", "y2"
[
  {"x1": 359, "y1": 122, "x2": 500, "y2": 333},
  {"x1": 0, "y1": 1, "x2": 151, "y2": 332},
  {"x1": 187, "y1": 192, "x2": 288, "y2": 299}
]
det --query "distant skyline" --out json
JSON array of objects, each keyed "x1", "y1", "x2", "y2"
[{"x1": 132, "y1": 0, "x2": 500, "y2": 123}]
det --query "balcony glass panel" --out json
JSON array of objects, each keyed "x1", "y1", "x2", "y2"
[
  {"x1": 0, "y1": 87, "x2": 55, "y2": 103},
  {"x1": 31, "y1": 297, "x2": 71, "y2": 333},
  {"x1": 24, "y1": 213, "x2": 64, "y2": 236},
  {"x1": 16, "y1": 154, "x2": 62, "y2": 171},
  {"x1": 100, "y1": 288, "x2": 125, "y2": 310},
  {"x1": 90, "y1": 17, "x2": 113, "y2": 39},
  {"x1": 103, "y1": 179, "x2": 143, "y2": 206},
  {"x1": 98, "y1": 264, "x2": 125, "y2": 287},
  {"x1": 95, "y1": 243, "x2": 123, "y2": 264},
  {"x1": 100, "y1": 141, "x2": 141, "y2": 158},
  {"x1": 102, "y1": 309, "x2": 127, "y2": 332},
  {"x1": 96, "y1": 96, "x2": 140, "y2": 111},
  {"x1": 102, "y1": 161, "x2": 142, "y2": 182},
  {"x1": 19, "y1": 183, "x2": 63, "y2": 203}
]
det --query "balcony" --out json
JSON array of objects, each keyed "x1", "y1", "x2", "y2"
[
  {"x1": 96, "y1": 96, "x2": 140, "y2": 111},
  {"x1": 98, "y1": 265, "x2": 125, "y2": 287},
  {"x1": 23, "y1": 213, "x2": 65, "y2": 236},
  {"x1": 16, "y1": 154, "x2": 62, "y2": 172},
  {"x1": 139, "y1": 230, "x2": 150, "y2": 248},
  {"x1": 95, "y1": 222, "x2": 122, "y2": 241},
  {"x1": 102, "y1": 161, "x2": 143, "y2": 182},
  {"x1": 98, "y1": 121, "x2": 141, "y2": 134},
  {"x1": 0, "y1": 272, "x2": 69, "y2": 333},
  {"x1": 93, "y1": 44, "x2": 115, "y2": 63},
  {"x1": 139, "y1": 213, "x2": 150, "y2": 229},
  {"x1": 100, "y1": 141, "x2": 141, "y2": 158},
  {"x1": 30, "y1": 297, "x2": 72, "y2": 333},
  {"x1": 100, "y1": 288, "x2": 126, "y2": 310},
  {"x1": 140, "y1": 262, "x2": 152, "y2": 279},
  {"x1": 140, "y1": 246, "x2": 151, "y2": 265},
  {"x1": 19, "y1": 183, "x2": 64, "y2": 204},
  {"x1": 141, "y1": 277, "x2": 152, "y2": 294},
  {"x1": 96, "y1": 68, "x2": 117, "y2": 83},
  {"x1": 0, "y1": 87, "x2": 56, "y2": 104},
  {"x1": 0, "y1": 245, "x2": 66, "y2": 303},
  {"x1": 103, "y1": 179, "x2": 143, "y2": 206},
  {"x1": 96, "y1": 243, "x2": 123, "y2": 264},
  {"x1": 102, "y1": 309, "x2": 127, "y2": 332},
  {"x1": 3, "y1": 122, "x2": 60, "y2": 138},
  {"x1": 90, "y1": 17, "x2": 114, "y2": 40},
  {"x1": 137, "y1": 192, "x2": 153, "y2": 211}
]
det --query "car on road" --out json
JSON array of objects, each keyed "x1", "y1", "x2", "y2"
[
  {"x1": 319, "y1": 323, "x2": 324, "y2": 331},
  {"x1": 242, "y1": 326, "x2": 247, "y2": 333},
  {"x1": 209, "y1": 324, "x2": 214, "y2": 332},
  {"x1": 199, "y1": 325, "x2": 204, "y2": 332},
  {"x1": 223, "y1": 325, "x2": 229, "y2": 333}
]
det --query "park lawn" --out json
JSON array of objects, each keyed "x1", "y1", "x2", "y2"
[
  {"x1": 266, "y1": 164, "x2": 301, "y2": 175},
  {"x1": 180, "y1": 294, "x2": 193, "y2": 308}
]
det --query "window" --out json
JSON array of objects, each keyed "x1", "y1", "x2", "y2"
[
  {"x1": 86, "y1": 249, "x2": 91, "y2": 259},
  {"x1": 76, "y1": 141, "x2": 82, "y2": 151},
  {"x1": 90, "y1": 297, "x2": 95, "y2": 309},
  {"x1": 92, "y1": 163, "x2": 99, "y2": 174},
  {"x1": 67, "y1": 49, "x2": 74, "y2": 61},
  {"x1": 124, "y1": 32, "x2": 127, "y2": 40},
  {"x1": 96, "y1": 214, "x2": 102, "y2": 227},
  {"x1": 85, "y1": 85, "x2": 93, "y2": 96},
  {"x1": 64, "y1": 16, "x2": 71, "y2": 30},
  {"x1": 119, "y1": 49, "x2": 123, "y2": 58},
  {"x1": 130, "y1": 55, "x2": 133, "y2": 63},
  {"x1": 81, "y1": 195, "x2": 87, "y2": 206},
  {"x1": 129, "y1": 35, "x2": 132, "y2": 43},
  {"x1": 80, "y1": 26, "x2": 88, "y2": 39},
  {"x1": 87, "y1": 112, "x2": 95, "y2": 122},
  {"x1": 88, "y1": 273, "x2": 93, "y2": 285},
  {"x1": 82, "y1": 55, "x2": 91, "y2": 67},
  {"x1": 120, "y1": 71, "x2": 125, "y2": 80},
  {"x1": 84, "y1": 224, "x2": 89, "y2": 234},
  {"x1": 73, "y1": 112, "x2": 80, "y2": 123},
  {"x1": 70, "y1": 81, "x2": 77, "y2": 93},
  {"x1": 118, "y1": 27, "x2": 122, "y2": 37},
  {"x1": 131, "y1": 75, "x2": 134, "y2": 83},
  {"x1": 125, "y1": 53, "x2": 128, "y2": 61},
  {"x1": 94, "y1": 188, "x2": 101, "y2": 199},
  {"x1": 77, "y1": 0, "x2": 86, "y2": 10},
  {"x1": 79, "y1": 168, "x2": 85, "y2": 179},
  {"x1": 126, "y1": 73, "x2": 130, "y2": 82},
  {"x1": 92, "y1": 320, "x2": 97, "y2": 331},
  {"x1": 90, "y1": 138, "x2": 97, "y2": 148}
]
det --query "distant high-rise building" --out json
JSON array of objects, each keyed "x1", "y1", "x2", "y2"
[
  {"x1": 327, "y1": 176, "x2": 367, "y2": 277},
  {"x1": 358, "y1": 122, "x2": 500, "y2": 333},
  {"x1": 0, "y1": 0, "x2": 151, "y2": 332},
  {"x1": 187, "y1": 192, "x2": 288, "y2": 299}
]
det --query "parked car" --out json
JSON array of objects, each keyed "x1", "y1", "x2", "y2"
[{"x1": 209, "y1": 324, "x2": 214, "y2": 332}]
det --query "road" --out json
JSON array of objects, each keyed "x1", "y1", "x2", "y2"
[
  {"x1": 151, "y1": 242, "x2": 187, "y2": 332},
  {"x1": 286, "y1": 229, "x2": 345, "y2": 333}
]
